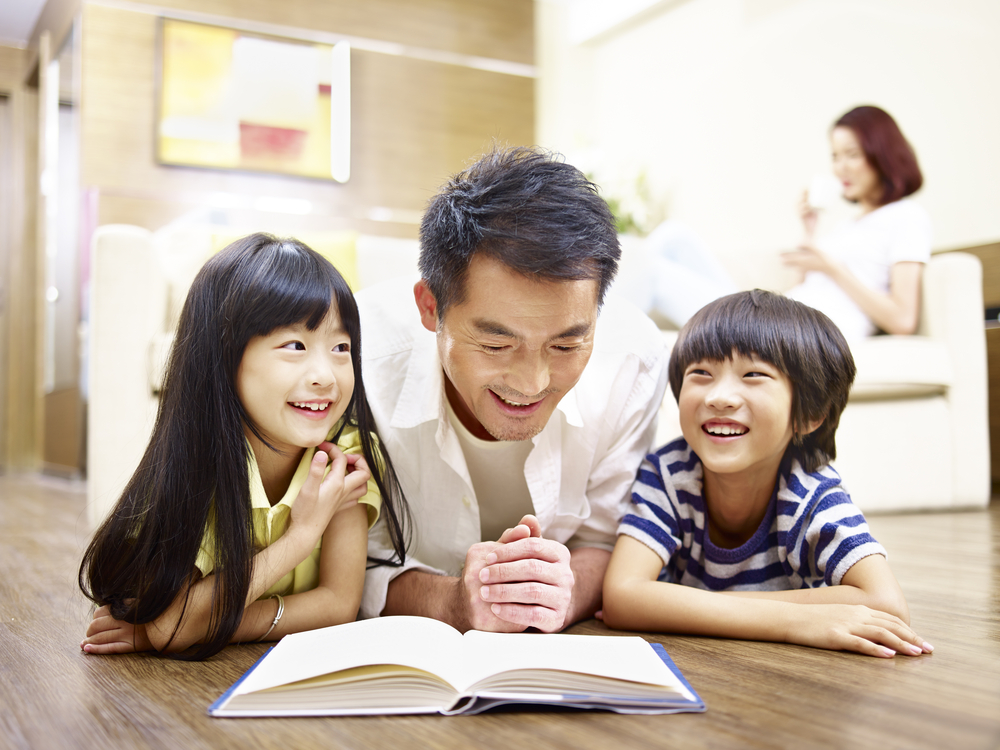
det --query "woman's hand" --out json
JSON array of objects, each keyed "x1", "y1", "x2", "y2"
[
  {"x1": 799, "y1": 189, "x2": 819, "y2": 241},
  {"x1": 80, "y1": 605, "x2": 153, "y2": 655},
  {"x1": 786, "y1": 603, "x2": 933, "y2": 658},
  {"x1": 289, "y1": 442, "x2": 371, "y2": 543},
  {"x1": 781, "y1": 243, "x2": 839, "y2": 277}
]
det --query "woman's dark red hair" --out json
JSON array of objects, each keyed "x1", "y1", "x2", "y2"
[{"x1": 835, "y1": 105, "x2": 923, "y2": 206}]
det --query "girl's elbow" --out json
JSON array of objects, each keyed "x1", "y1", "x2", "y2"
[
  {"x1": 146, "y1": 614, "x2": 197, "y2": 653},
  {"x1": 146, "y1": 625, "x2": 178, "y2": 653}
]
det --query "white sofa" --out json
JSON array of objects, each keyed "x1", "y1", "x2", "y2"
[{"x1": 86, "y1": 225, "x2": 990, "y2": 527}]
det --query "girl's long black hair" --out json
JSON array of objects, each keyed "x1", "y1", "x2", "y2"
[{"x1": 79, "y1": 233, "x2": 409, "y2": 660}]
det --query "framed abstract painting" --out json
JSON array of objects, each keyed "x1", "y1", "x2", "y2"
[{"x1": 156, "y1": 18, "x2": 350, "y2": 182}]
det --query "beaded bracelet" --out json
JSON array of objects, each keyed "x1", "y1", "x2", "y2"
[{"x1": 256, "y1": 594, "x2": 285, "y2": 642}]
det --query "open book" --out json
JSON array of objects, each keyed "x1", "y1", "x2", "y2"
[{"x1": 209, "y1": 616, "x2": 704, "y2": 716}]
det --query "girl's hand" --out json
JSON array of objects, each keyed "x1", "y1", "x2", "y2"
[
  {"x1": 799, "y1": 188, "x2": 819, "y2": 240},
  {"x1": 290, "y1": 443, "x2": 371, "y2": 542},
  {"x1": 80, "y1": 605, "x2": 153, "y2": 654},
  {"x1": 787, "y1": 604, "x2": 933, "y2": 658}
]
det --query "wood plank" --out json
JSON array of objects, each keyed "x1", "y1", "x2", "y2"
[{"x1": 2, "y1": 474, "x2": 998, "y2": 749}]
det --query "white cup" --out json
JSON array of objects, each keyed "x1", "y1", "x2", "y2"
[{"x1": 807, "y1": 172, "x2": 842, "y2": 209}]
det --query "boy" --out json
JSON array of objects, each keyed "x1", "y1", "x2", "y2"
[{"x1": 603, "y1": 290, "x2": 932, "y2": 658}]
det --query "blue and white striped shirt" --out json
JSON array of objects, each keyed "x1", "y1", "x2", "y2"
[{"x1": 618, "y1": 438, "x2": 885, "y2": 590}]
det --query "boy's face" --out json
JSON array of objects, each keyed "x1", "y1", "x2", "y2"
[{"x1": 678, "y1": 353, "x2": 795, "y2": 484}]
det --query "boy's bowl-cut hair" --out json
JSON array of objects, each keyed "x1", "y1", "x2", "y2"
[{"x1": 668, "y1": 290, "x2": 856, "y2": 474}]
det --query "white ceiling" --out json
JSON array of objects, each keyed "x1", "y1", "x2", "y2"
[{"x1": 0, "y1": 0, "x2": 48, "y2": 48}]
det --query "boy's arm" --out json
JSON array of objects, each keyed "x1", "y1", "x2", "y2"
[
  {"x1": 602, "y1": 535, "x2": 931, "y2": 658},
  {"x1": 721, "y1": 554, "x2": 910, "y2": 622}
]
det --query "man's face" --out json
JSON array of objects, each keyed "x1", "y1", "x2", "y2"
[{"x1": 416, "y1": 254, "x2": 599, "y2": 442}]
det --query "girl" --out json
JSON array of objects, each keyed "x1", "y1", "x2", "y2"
[{"x1": 79, "y1": 233, "x2": 408, "y2": 660}]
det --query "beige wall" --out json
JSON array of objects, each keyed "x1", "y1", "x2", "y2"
[{"x1": 536, "y1": 0, "x2": 1000, "y2": 286}]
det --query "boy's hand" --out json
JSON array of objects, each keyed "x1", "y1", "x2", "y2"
[
  {"x1": 81, "y1": 605, "x2": 153, "y2": 654},
  {"x1": 788, "y1": 604, "x2": 933, "y2": 658}
]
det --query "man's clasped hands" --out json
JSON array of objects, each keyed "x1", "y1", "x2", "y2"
[{"x1": 457, "y1": 514, "x2": 573, "y2": 633}]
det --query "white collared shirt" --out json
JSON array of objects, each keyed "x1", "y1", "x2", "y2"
[{"x1": 356, "y1": 277, "x2": 669, "y2": 619}]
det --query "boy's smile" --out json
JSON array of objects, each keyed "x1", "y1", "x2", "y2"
[{"x1": 679, "y1": 354, "x2": 796, "y2": 486}]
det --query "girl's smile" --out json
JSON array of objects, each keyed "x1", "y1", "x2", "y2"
[
  {"x1": 290, "y1": 400, "x2": 333, "y2": 417},
  {"x1": 237, "y1": 309, "x2": 355, "y2": 458}
]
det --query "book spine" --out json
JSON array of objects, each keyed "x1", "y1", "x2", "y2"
[{"x1": 208, "y1": 648, "x2": 274, "y2": 716}]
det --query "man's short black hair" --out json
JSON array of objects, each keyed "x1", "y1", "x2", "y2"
[
  {"x1": 668, "y1": 290, "x2": 857, "y2": 474},
  {"x1": 418, "y1": 145, "x2": 620, "y2": 316}
]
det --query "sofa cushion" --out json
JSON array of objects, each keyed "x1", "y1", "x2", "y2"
[{"x1": 849, "y1": 335, "x2": 952, "y2": 401}]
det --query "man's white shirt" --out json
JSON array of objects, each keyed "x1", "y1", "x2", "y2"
[{"x1": 356, "y1": 277, "x2": 669, "y2": 619}]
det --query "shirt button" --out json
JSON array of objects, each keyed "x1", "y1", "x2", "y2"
[{"x1": 462, "y1": 496, "x2": 471, "y2": 507}]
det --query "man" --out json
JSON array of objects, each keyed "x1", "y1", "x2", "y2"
[{"x1": 358, "y1": 146, "x2": 668, "y2": 632}]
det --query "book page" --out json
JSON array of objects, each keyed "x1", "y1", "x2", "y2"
[
  {"x1": 232, "y1": 616, "x2": 470, "y2": 696},
  {"x1": 458, "y1": 631, "x2": 690, "y2": 695}
]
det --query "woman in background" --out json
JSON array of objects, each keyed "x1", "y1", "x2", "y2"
[
  {"x1": 783, "y1": 105, "x2": 929, "y2": 340},
  {"x1": 627, "y1": 105, "x2": 930, "y2": 340}
]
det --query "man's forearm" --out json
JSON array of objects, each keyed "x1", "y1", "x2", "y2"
[
  {"x1": 382, "y1": 569, "x2": 469, "y2": 631},
  {"x1": 565, "y1": 547, "x2": 611, "y2": 627}
]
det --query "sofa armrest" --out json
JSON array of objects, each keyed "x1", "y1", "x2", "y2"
[
  {"x1": 87, "y1": 225, "x2": 167, "y2": 527},
  {"x1": 921, "y1": 251, "x2": 990, "y2": 505}
]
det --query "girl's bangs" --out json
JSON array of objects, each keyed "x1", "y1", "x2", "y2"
[{"x1": 240, "y1": 244, "x2": 343, "y2": 340}]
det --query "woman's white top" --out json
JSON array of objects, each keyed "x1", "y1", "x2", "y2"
[{"x1": 787, "y1": 199, "x2": 932, "y2": 340}]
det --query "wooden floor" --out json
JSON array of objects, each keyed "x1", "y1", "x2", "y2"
[{"x1": 1, "y1": 473, "x2": 999, "y2": 750}]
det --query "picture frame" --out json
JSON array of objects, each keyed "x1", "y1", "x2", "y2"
[{"x1": 156, "y1": 17, "x2": 350, "y2": 182}]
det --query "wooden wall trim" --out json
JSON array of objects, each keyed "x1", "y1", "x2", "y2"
[
  {"x1": 2, "y1": 86, "x2": 41, "y2": 470},
  {"x1": 87, "y1": 0, "x2": 535, "y2": 76}
]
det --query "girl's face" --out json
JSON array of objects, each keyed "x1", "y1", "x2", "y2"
[
  {"x1": 830, "y1": 126, "x2": 882, "y2": 209},
  {"x1": 236, "y1": 306, "x2": 355, "y2": 457}
]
